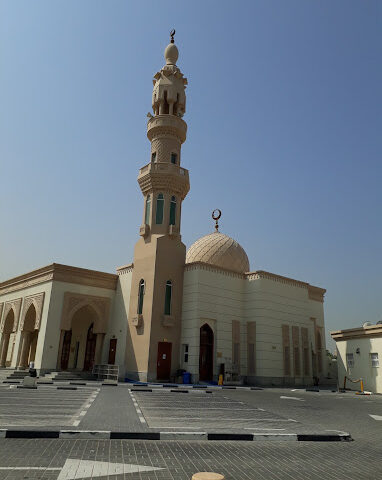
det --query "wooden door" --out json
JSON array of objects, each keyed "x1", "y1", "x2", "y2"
[
  {"x1": 84, "y1": 324, "x2": 96, "y2": 371},
  {"x1": 157, "y1": 342, "x2": 172, "y2": 380},
  {"x1": 199, "y1": 324, "x2": 214, "y2": 381},
  {"x1": 108, "y1": 339, "x2": 117, "y2": 365},
  {"x1": 60, "y1": 330, "x2": 72, "y2": 370}
]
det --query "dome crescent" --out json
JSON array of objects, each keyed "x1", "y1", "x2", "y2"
[{"x1": 186, "y1": 232, "x2": 250, "y2": 274}]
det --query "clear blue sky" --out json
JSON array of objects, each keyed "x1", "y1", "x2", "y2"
[{"x1": 1, "y1": 1, "x2": 381, "y2": 350}]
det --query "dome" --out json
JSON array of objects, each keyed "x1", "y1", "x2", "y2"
[
  {"x1": 164, "y1": 43, "x2": 179, "y2": 65},
  {"x1": 186, "y1": 232, "x2": 250, "y2": 274}
]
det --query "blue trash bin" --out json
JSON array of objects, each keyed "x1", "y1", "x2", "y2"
[{"x1": 182, "y1": 372, "x2": 191, "y2": 384}]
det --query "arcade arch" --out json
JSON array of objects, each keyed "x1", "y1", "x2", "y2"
[
  {"x1": 0, "y1": 309, "x2": 15, "y2": 367},
  {"x1": 59, "y1": 304, "x2": 105, "y2": 371},
  {"x1": 17, "y1": 303, "x2": 41, "y2": 368}
]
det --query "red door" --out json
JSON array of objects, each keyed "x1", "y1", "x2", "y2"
[
  {"x1": 157, "y1": 342, "x2": 172, "y2": 380},
  {"x1": 108, "y1": 339, "x2": 117, "y2": 364},
  {"x1": 84, "y1": 324, "x2": 96, "y2": 371},
  {"x1": 60, "y1": 330, "x2": 72, "y2": 370}
]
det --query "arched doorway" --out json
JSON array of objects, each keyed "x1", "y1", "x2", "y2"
[
  {"x1": 199, "y1": 324, "x2": 214, "y2": 381},
  {"x1": 60, "y1": 305, "x2": 100, "y2": 371},
  {"x1": 60, "y1": 330, "x2": 72, "y2": 370},
  {"x1": 84, "y1": 324, "x2": 96, "y2": 371},
  {"x1": 17, "y1": 304, "x2": 39, "y2": 368},
  {"x1": 0, "y1": 310, "x2": 15, "y2": 367}
]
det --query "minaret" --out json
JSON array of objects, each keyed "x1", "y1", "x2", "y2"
[{"x1": 126, "y1": 32, "x2": 190, "y2": 382}]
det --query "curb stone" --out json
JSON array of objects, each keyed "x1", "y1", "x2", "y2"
[{"x1": 0, "y1": 429, "x2": 352, "y2": 441}]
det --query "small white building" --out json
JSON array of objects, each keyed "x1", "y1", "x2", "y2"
[{"x1": 331, "y1": 323, "x2": 382, "y2": 393}]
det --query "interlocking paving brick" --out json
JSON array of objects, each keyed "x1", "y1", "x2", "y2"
[{"x1": 0, "y1": 439, "x2": 381, "y2": 480}]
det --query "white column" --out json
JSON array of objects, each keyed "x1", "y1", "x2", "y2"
[
  {"x1": 0, "y1": 334, "x2": 10, "y2": 367},
  {"x1": 94, "y1": 333, "x2": 105, "y2": 365},
  {"x1": 17, "y1": 332, "x2": 31, "y2": 369}
]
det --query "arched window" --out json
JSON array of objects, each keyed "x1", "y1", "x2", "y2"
[
  {"x1": 164, "y1": 280, "x2": 172, "y2": 315},
  {"x1": 171, "y1": 153, "x2": 177, "y2": 164},
  {"x1": 145, "y1": 195, "x2": 151, "y2": 225},
  {"x1": 151, "y1": 152, "x2": 157, "y2": 163},
  {"x1": 169, "y1": 196, "x2": 176, "y2": 225},
  {"x1": 156, "y1": 193, "x2": 164, "y2": 224},
  {"x1": 137, "y1": 279, "x2": 145, "y2": 314}
]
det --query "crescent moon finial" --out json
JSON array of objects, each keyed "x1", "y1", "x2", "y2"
[
  {"x1": 170, "y1": 29, "x2": 175, "y2": 43},
  {"x1": 212, "y1": 209, "x2": 222, "y2": 232}
]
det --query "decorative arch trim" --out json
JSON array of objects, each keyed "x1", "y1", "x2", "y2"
[
  {"x1": 20, "y1": 292, "x2": 45, "y2": 331},
  {"x1": 1, "y1": 298, "x2": 22, "y2": 333},
  {"x1": 60, "y1": 292, "x2": 111, "y2": 334}
]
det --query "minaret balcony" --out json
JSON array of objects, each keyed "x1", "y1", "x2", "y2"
[
  {"x1": 147, "y1": 115, "x2": 187, "y2": 144},
  {"x1": 138, "y1": 162, "x2": 190, "y2": 199}
]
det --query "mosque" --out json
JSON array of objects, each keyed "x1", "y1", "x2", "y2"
[{"x1": 0, "y1": 34, "x2": 327, "y2": 386}]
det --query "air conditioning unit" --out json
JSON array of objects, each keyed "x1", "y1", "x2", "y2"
[
  {"x1": 169, "y1": 224, "x2": 179, "y2": 236},
  {"x1": 131, "y1": 314, "x2": 143, "y2": 328},
  {"x1": 139, "y1": 224, "x2": 150, "y2": 237}
]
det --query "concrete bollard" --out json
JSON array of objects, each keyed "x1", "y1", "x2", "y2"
[
  {"x1": 192, "y1": 473, "x2": 225, "y2": 480},
  {"x1": 23, "y1": 376, "x2": 37, "y2": 387}
]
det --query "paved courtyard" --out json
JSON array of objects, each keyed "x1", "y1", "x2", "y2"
[
  {"x1": 0, "y1": 384, "x2": 382, "y2": 478},
  {"x1": 0, "y1": 384, "x2": 99, "y2": 428},
  {"x1": 131, "y1": 389, "x2": 308, "y2": 434},
  {"x1": 0, "y1": 438, "x2": 381, "y2": 480}
]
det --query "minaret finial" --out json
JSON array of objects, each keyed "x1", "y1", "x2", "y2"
[
  {"x1": 212, "y1": 209, "x2": 222, "y2": 232},
  {"x1": 170, "y1": 29, "x2": 175, "y2": 44}
]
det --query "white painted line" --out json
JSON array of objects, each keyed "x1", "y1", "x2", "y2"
[
  {"x1": 0, "y1": 414, "x2": 76, "y2": 417},
  {"x1": 325, "y1": 429, "x2": 349, "y2": 434},
  {"x1": 140, "y1": 407, "x2": 263, "y2": 411},
  {"x1": 149, "y1": 426, "x2": 202, "y2": 429},
  {"x1": 147, "y1": 416, "x2": 297, "y2": 421},
  {"x1": 80, "y1": 411, "x2": 87, "y2": 416},
  {"x1": 369, "y1": 414, "x2": 382, "y2": 421},
  {"x1": 245, "y1": 427, "x2": 286, "y2": 431},
  {"x1": 72, "y1": 420, "x2": 80, "y2": 427},
  {"x1": 139, "y1": 416, "x2": 146, "y2": 423},
  {"x1": 280, "y1": 396, "x2": 304, "y2": 401},
  {"x1": 0, "y1": 467, "x2": 60, "y2": 471}
]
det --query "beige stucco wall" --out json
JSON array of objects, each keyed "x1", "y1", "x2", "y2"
[
  {"x1": 336, "y1": 336, "x2": 382, "y2": 393},
  {"x1": 0, "y1": 281, "x2": 53, "y2": 369},
  {"x1": 104, "y1": 266, "x2": 133, "y2": 378},
  {"x1": 181, "y1": 265, "x2": 327, "y2": 385},
  {"x1": 42, "y1": 280, "x2": 116, "y2": 371}
]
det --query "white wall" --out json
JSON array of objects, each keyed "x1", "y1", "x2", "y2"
[
  {"x1": 181, "y1": 267, "x2": 246, "y2": 382},
  {"x1": 245, "y1": 276, "x2": 326, "y2": 383},
  {"x1": 336, "y1": 337, "x2": 382, "y2": 393},
  {"x1": 181, "y1": 265, "x2": 327, "y2": 385}
]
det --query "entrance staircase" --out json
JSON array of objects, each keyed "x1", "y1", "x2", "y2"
[{"x1": 44, "y1": 370, "x2": 97, "y2": 382}]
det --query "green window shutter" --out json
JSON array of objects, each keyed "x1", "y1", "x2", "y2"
[
  {"x1": 164, "y1": 281, "x2": 172, "y2": 315},
  {"x1": 137, "y1": 280, "x2": 145, "y2": 314},
  {"x1": 169, "y1": 196, "x2": 176, "y2": 225},
  {"x1": 156, "y1": 194, "x2": 164, "y2": 224},
  {"x1": 145, "y1": 195, "x2": 151, "y2": 224}
]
